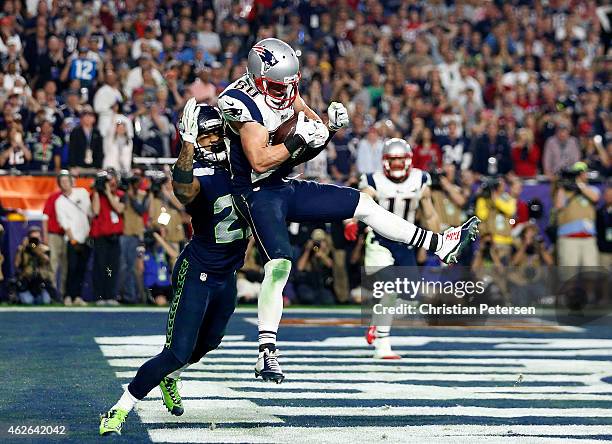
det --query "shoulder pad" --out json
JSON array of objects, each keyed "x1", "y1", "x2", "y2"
[{"x1": 218, "y1": 89, "x2": 263, "y2": 125}]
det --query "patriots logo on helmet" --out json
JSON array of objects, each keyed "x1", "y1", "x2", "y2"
[{"x1": 253, "y1": 45, "x2": 279, "y2": 72}]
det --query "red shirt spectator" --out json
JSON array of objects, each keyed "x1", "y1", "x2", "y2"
[
  {"x1": 413, "y1": 128, "x2": 442, "y2": 171},
  {"x1": 90, "y1": 191, "x2": 124, "y2": 238},
  {"x1": 511, "y1": 128, "x2": 541, "y2": 177},
  {"x1": 43, "y1": 190, "x2": 64, "y2": 235}
]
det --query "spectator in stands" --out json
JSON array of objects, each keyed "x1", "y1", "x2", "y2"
[
  {"x1": 68, "y1": 105, "x2": 103, "y2": 172},
  {"x1": 132, "y1": 99, "x2": 172, "y2": 158},
  {"x1": 0, "y1": 126, "x2": 31, "y2": 171},
  {"x1": 90, "y1": 169, "x2": 124, "y2": 305},
  {"x1": 14, "y1": 226, "x2": 53, "y2": 305},
  {"x1": 55, "y1": 170, "x2": 91, "y2": 306},
  {"x1": 413, "y1": 127, "x2": 442, "y2": 171},
  {"x1": 542, "y1": 121, "x2": 582, "y2": 177},
  {"x1": 295, "y1": 229, "x2": 335, "y2": 305},
  {"x1": 471, "y1": 121, "x2": 513, "y2": 176},
  {"x1": 356, "y1": 125, "x2": 383, "y2": 175},
  {"x1": 93, "y1": 69, "x2": 123, "y2": 137},
  {"x1": 596, "y1": 185, "x2": 612, "y2": 270},
  {"x1": 103, "y1": 115, "x2": 133, "y2": 175},
  {"x1": 511, "y1": 128, "x2": 541, "y2": 178},
  {"x1": 120, "y1": 171, "x2": 148, "y2": 304},
  {"x1": 437, "y1": 120, "x2": 471, "y2": 171},
  {"x1": 26, "y1": 119, "x2": 62, "y2": 172},
  {"x1": 328, "y1": 127, "x2": 357, "y2": 185},
  {"x1": 554, "y1": 162, "x2": 601, "y2": 267}
]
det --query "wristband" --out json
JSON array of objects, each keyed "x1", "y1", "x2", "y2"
[
  {"x1": 284, "y1": 134, "x2": 306, "y2": 154},
  {"x1": 172, "y1": 167, "x2": 193, "y2": 184}
]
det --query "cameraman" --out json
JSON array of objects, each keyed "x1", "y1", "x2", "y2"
[
  {"x1": 14, "y1": 226, "x2": 54, "y2": 305},
  {"x1": 554, "y1": 162, "x2": 601, "y2": 266},
  {"x1": 295, "y1": 229, "x2": 335, "y2": 305},
  {"x1": 429, "y1": 163, "x2": 467, "y2": 232},
  {"x1": 91, "y1": 169, "x2": 125, "y2": 304},
  {"x1": 120, "y1": 170, "x2": 149, "y2": 304},
  {"x1": 148, "y1": 173, "x2": 186, "y2": 259},
  {"x1": 475, "y1": 177, "x2": 516, "y2": 263},
  {"x1": 509, "y1": 223, "x2": 554, "y2": 305}
]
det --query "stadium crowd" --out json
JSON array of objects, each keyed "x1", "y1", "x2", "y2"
[{"x1": 0, "y1": 0, "x2": 610, "y2": 306}]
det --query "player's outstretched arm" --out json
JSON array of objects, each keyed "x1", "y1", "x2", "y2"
[{"x1": 173, "y1": 98, "x2": 200, "y2": 205}]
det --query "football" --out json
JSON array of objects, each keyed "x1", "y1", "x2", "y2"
[{"x1": 271, "y1": 113, "x2": 299, "y2": 146}]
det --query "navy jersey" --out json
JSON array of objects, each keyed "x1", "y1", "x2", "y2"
[
  {"x1": 184, "y1": 162, "x2": 249, "y2": 275},
  {"x1": 218, "y1": 74, "x2": 295, "y2": 193}
]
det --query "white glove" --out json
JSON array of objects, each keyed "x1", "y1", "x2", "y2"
[
  {"x1": 293, "y1": 111, "x2": 320, "y2": 145},
  {"x1": 179, "y1": 98, "x2": 198, "y2": 144},
  {"x1": 309, "y1": 120, "x2": 329, "y2": 148},
  {"x1": 327, "y1": 101, "x2": 349, "y2": 131}
]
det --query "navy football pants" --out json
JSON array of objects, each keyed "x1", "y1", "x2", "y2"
[
  {"x1": 232, "y1": 179, "x2": 360, "y2": 262},
  {"x1": 128, "y1": 250, "x2": 237, "y2": 399}
]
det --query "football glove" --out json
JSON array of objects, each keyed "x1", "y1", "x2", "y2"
[
  {"x1": 293, "y1": 111, "x2": 322, "y2": 146},
  {"x1": 327, "y1": 102, "x2": 350, "y2": 132},
  {"x1": 309, "y1": 120, "x2": 330, "y2": 148},
  {"x1": 178, "y1": 98, "x2": 198, "y2": 144}
]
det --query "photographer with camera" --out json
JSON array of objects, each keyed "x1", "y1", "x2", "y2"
[
  {"x1": 553, "y1": 162, "x2": 601, "y2": 266},
  {"x1": 295, "y1": 229, "x2": 335, "y2": 305},
  {"x1": 508, "y1": 223, "x2": 554, "y2": 305},
  {"x1": 475, "y1": 177, "x2": 516, "y2": 263},
  {"x1": 148, "y1": 172, "x2": 186, "y2": 259},
  {"x1": 91, "y1": 168, "x2": 125, "y2": 305},
  {"x1": 55, "y1": 170, "x2": 92, "y2": 306},
  {"x1": 119, "y1": 169, "x2": 149, "y2": 304},
  {"x1": 429, "y1": 163, "x2": 467, "y2": 232},
  {"x1": 14, "y1": 226, "x2": 54, "y2": 305},
  {"x1": 139, "y1": 227, "x2": 178, "y2": 306}
]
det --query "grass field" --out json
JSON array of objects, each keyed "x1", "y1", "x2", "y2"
[{"x1": 1, "y1": 307, "x2": 611, "y2": 443}]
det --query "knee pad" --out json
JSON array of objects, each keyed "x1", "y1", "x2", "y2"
[
  {"x1": 353, "y1": 192, "x2": 376, "y2": 220},
  {"x1": 264, "y1": 258, "x2": 292, "y2": 282}
]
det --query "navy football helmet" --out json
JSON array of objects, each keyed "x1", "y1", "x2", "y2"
[{"x1": 194, "y1": 105, "x2": 226, "y2": 163}]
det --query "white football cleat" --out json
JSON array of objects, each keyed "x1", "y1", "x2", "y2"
[
  {"x1": 373, "y1": 336, "x2": 401, "y2": 360},
  {"x1": 435, "y1": 216, "x2": 480, "y2": 264}
]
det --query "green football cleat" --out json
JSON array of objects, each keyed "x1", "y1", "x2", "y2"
[
  {"x1": 159, "y1": 377, "x2": 184, "y2": 416},
  {"x1": 99, "y1": 408, "x2": 128, "y2": 436}
]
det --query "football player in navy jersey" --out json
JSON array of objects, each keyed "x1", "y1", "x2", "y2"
[
  {"x1": 217, "y1": 38, "x2": 480, "y2": 383},
  {"x1": 99, "y1": 99, "x2": 249, "y2": 436}
]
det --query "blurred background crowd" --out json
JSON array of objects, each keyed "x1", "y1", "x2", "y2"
[{"x1": 0, "y1": 0, "x2": 610, "y2": 306}]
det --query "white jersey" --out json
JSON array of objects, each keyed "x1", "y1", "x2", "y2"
[
  {"x1": 359, "y1": 169, "x2": 430, "y2": 224},
  {"x1": 217, "y1": 74, "x2": 296, "y2": 188},
  {"x1": 218, "y1": 74, "x2": 295, "y2": 135}
]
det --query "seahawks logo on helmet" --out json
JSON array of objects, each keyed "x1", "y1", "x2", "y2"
[{"x1": 252, "y1": 45, "x2": 279, "y2": 72}]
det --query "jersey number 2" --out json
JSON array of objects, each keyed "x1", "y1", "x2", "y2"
[{"x1": 213, "y1": 194, "x2": 244, "y2": 243}]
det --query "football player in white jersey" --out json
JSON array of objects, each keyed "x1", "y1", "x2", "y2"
[
  {"x1": 217, "y1": 38, "x2": 480, "y2": 382},
  {"x1": 360, "y1": 138, "x2": 441, "y2": 359}
]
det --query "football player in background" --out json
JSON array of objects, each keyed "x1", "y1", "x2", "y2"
[
  {"x1": 360, "y1": 138, "x2": 440, "y2": 359},
  {"x1": 99, "y1": 99, "x2": 249, "y2": 436},
  {"x1": 217, "y1": 38, "x2": 480, "y2": 383}
]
